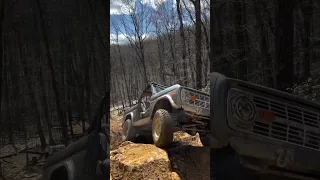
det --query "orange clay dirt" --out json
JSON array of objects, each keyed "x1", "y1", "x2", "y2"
[{"x1": 110, "y1": 110, "x2": 210, "y2": 180}]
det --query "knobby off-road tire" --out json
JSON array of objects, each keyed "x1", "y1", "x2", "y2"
[
  {"x1": 122, "y1": 119, "x2": 136, "y2": 142},
  {"x1": 211, "y1": 146, "x2": 257, "y2": 180},
  {"x1": 152, "y1": 109, "x2": 174, "y2": 148}
]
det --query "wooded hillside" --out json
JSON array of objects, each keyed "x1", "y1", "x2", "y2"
[
  {"x1": 110, "y1": 0, "x2": 211, "y2": 107},
  {"x1": 0, "y1": 0, "x2": 109, "y2": 157},
  {"x1": 111, "y1": 0, "x2": 320, "y2": 108},
  {"x1": 210, "y1": 0, "x2": 320, "y2": 89}
]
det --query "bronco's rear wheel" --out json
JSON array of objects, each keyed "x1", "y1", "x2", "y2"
[
  {"x1": 122, "y1": 119, "x2": 136, "y2": 142},
  {"x1": 152, "y1": 109, "x2": 174, "y2": 148}
]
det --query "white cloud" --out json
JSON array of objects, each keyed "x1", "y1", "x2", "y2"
[
  {"x1": 110, "y1": 0, "x2": 135, "y2": 15},
  {"x1": 110, "y1": 0, "x2": 175, "y2": 15},
  {"x1": 110, "y1": 0, "x2": 209, "y2": 15},
  {"x1": 182, "y1": 20, "x2": 193, "y2": 26},
  {"x1": 110, "y1": 34, "x2": 129, "y2": 44},
  {"x1": 110, "y1": 33, "x2": 152, "y2": 45},
  {"x1": 110, "y1": 8, "x2": 122, "y2": 15},
  {"x1": 141, "y1": 0, "x2": 166, "y2": 9}
]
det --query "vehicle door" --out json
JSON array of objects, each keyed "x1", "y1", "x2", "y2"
[
  {"x1": 82, "y1": 96, "x2": 110, "y2": 180},
  {"x1": 133, "y1": 86, "x2": 152, "y2": 126},
  {"x1": 140, "y1": 94, "x2": 151, "y2": 117}
]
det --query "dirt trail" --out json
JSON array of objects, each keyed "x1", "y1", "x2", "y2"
[{"x1": 110, "y1": 111, "x2": 210, "y2": 180}]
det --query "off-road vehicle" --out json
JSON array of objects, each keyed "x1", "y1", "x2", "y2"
[
  {"x1": 210, "y1": 72, "x2": 320, "y2": 180},
  {"x1": 43, "y1": 96, "x2": 110, "y2": 180},
  {"x1": 122, "y1": 82, "x2": 210, "y2": 148}
]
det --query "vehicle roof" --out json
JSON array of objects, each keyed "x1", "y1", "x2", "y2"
[
  {"x1": 140, "y1": 82, "x2": 170, "y2": 94},
  {"x1": 150, "y1": 82, "x2": 168, "y2": 88}
]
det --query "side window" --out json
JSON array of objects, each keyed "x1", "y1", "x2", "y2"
[
  {"x1": 141, "y1": 94, "x2": 150, "y2": 102},
  {"x1": 141, "y1": 96, "x2": 146, "y2": 103}
]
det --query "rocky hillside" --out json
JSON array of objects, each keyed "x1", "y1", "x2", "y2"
[{"x1": 110, "y1": 110, "x2": 210, "y2": 180}]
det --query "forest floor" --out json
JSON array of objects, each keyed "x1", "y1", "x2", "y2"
[
  {"x1": 0, "y1": 142, "x2": 44, "y2": 180},
  {"x1": 1, "y1": 109, "x2": 209, "y2": 180},
  {"x1": 110, "y1": 110, "x2": 210, "y2": 180},
  {"x1": 0, "y1": 123, "x2": 87, "y2": 180}
]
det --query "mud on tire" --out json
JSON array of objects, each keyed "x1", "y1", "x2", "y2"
[
  {"x1": 152, "y1": 109, "x2": 174, "y2": 148},
  {"x1": 122, "y1": 119, "x2": 136, "y2": 142}
]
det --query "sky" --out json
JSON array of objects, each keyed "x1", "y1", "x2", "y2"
[
  {"x1": 110, "y1": 0, "x2": 209, "y2": 45},
  {"x1": 110, "y1": 0, "x2": 175, "y2": 44}
]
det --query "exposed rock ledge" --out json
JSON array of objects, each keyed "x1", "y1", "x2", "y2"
[{"x1": 110, "y1": 141, "x2": 180, "y2": 180}]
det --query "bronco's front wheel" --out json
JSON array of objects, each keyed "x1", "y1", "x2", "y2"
[
  {"x1": 152, "y1": 109, "x2": 174, "y2": 148},
  {"x1": 122, "y1": 119, "x2": 136, "y2": 142}
]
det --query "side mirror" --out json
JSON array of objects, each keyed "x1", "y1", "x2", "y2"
[{"x1": 132, "y1": 100, "x2": 137, "y2": 105}]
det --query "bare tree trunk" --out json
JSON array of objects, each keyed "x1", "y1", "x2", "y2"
[
  {"x1": 152, "y1": 17, "x2": 165, "y2": 83},
  {"x1": 301, "y1": 0, "x2": 313, "y2": 79},
  {"x1": 79, "y1": 84, "x2": 86, "y2": 133},
  {"x1": 67, "y1": 61, "x2": 74, "y2": 138},
  {"x1": 194, "y1": 0, "x2": 202, "y2": 89},
  {"x1": 3, "y1": 54, "x2": 17, "y2": 152},
  {"x1": 23, "y1": 118, "x2": 29, "y2": 166},
  {"x1": 234, "y1": 0, "x2": 248, "y2": 80},
  {"x1": 68, "y1": 105, "x2": 74, "y2": 138},
  {"x1": 35, "y1": 0, "x2": 69, "y2": 145},
  {"x1": 116, "y1": 33, "x2": 132, "y2": 107},
  {"x1": 39, "y1": 67, "x2": 55, "y2": 145},
  {"x1": 185, "y1": 28, "x2": 195, "y2": 87},
  {"x1": 0, "y1": 159, "x2": 3, "y2": 179},
  {"x1": 156, "y1": 34, "x2": 166, "y2": 84},
  {"x1": 202, "y1": 21, "x2": 210, "y2": 86},
  {"x1": 275, "y1": 0, "x2": 294, "y2": 91},
  {"x1": 176, "y1": 0, "x2": 188, "y2": 85},
  {"x1": 253, "y1": 0, "x2": 272, "y2": 87},
  {"x1": 18, "y1": 33, "x2": 47, "y2": 150},
  {"x1": 40, "y1": 75, "x2": 54, "y2": 139},
  {"x1": 120, "y1": 1, "x2": 149, "y2": 85},
  {"x1": 0, "y1": 0, "x2": 4, "y2": 118},
  {"x1": 138, "y1": 40, "x2": 149, "y2": 84},
  {"x1": 115, "y1": 74, "x2": 126, "y2": 107},
  {"x1": 84, "y1": 51, "x2": 91, "y2": 125}
]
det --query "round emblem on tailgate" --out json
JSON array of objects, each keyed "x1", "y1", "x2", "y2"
[{"x1": 229, "y1": 95, "x2": 256, "y2": 128}]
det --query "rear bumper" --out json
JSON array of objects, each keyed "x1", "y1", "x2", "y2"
[
  {"x1": 172, "y1": 108, "x2": 209, "y2": 124},
  {"x1": 229, "y1": 136, "x2": 320, "y2": 178},
  {"x1": 181, "y1": 104, "x2": 210, "y2": 117}
]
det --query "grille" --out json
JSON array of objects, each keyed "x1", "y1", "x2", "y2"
[
  {"x1": 250, "y1": 95, "x2": 320, "y2": 151},
  {"x1": 181, "y1": 88, "x2": 210, "y2": 110}
]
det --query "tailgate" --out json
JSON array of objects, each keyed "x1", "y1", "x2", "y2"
[{"x1": 180, "y1": 87, "x2": 210, "y2": 117}]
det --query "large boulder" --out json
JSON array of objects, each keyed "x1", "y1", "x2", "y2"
[{"x1": 110, "y1": 141, "x2": 180, "y2": 180}]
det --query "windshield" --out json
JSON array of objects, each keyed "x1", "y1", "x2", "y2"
[{"x1": 153, "y1": 83, "x2": 168, "y2": 93}]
